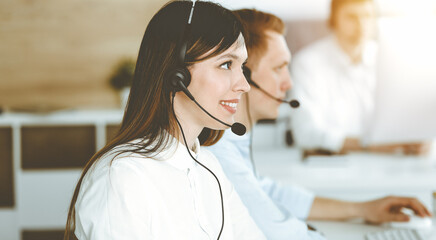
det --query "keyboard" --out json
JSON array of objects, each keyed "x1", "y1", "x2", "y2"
[{"x1": 365, "y1": 229, "x2": 425, "y2": 240}]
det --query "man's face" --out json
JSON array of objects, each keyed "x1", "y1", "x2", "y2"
[
  {"x1": 334, "y1": 1, "x2": 376, "y2": 46},
  {"x1": 248, "y1": 31, "x2": 292, "y2": 120}
]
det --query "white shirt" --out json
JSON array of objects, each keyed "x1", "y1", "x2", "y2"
[
  {"x1": 74, "y1": 136, "x2": 265, "y2": 240},
  {"x1": 207, "y1": 130, "x2": 326, "y2": 240},
  {"x1": 290, "y1": 35, "x2": 377, "y2": 151}
]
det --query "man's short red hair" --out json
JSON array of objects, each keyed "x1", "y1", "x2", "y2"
[{"x1": 233, "y1": 9, "x2": 285, "y2": 68}]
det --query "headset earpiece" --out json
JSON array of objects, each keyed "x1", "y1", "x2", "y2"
[{"x1": 168, "y1": 67, "x2": 191, "y2": 93}]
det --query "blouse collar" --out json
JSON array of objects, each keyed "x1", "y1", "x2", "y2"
[{"x1": 156, "y1": 135, "x2": 200, "y2": 171}]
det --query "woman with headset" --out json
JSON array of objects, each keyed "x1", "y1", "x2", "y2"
[{"x1": 64, "y1": 1, "x2": 265, "y2": 239}]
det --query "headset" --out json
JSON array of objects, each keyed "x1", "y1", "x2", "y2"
[
  {"x1": 243, "y1": 66, "x2": 300, "y2": 108},
  {"x1": 167, "y1": 1, "x2": 227, "y2": 239},
  {"x1": 241, "y1": 60, "x2": 300, "y2": 189},
  {"x1": 166, "y1": 0, "x2": 194, "y2": 100},
  {"x1": 166, "y1": 1, "x2": 246, "y2": 136}
]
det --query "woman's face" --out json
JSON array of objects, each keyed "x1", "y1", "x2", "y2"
[{"x1": 179, "y1": 34, "x2": 250, "y2": 130}]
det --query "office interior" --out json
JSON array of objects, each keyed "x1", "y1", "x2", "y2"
[{"x1": 1, "y1": 0, "x2": 436, "y2": 239}]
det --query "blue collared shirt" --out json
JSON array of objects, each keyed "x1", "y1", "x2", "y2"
[{"x1": 206, "y1": 130, "x2": 326, "y2": 240}]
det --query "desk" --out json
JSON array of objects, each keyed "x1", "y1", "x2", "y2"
[
  {"x1": 253, "y1": 148, "x2": 436, "y2": 194},
  {"x1": 253, "y1": 147, "x2": 436, "y2": 239},
  {"x1": 308, "y1": 217, "x2": 436, "y2": 240}
]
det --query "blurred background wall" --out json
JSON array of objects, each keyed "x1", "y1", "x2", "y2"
[
  {"x1": 0, "y1": 0, "x2": 167, "y2": 110},
  {"x1": 2, "y1": 0, "x2": 434, "y2": 111},
  {"x1": 0, "y1": 0, "x2": 334, "y2": 111}
]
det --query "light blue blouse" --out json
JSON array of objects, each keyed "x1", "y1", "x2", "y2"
[{"x1": 206, "y1": 130, "x2": 326, "y2": 240}]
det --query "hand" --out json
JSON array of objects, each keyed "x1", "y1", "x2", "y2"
[
  {"x1": 401, "y1": 142, "x2": 431, "y2": 155},
  {"x1": 367, "y1": 142, "x2": 431, "y2": 156},
  {"x1": 340, "y1": 138, "x2": 361, "y2": 154},
  {"x1": 359, "y1": 196, "x2": 432, "y2": 224}
]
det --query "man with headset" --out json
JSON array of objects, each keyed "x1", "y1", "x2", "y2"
[{"x1": 205, "y1": 8, "x2": 432, "y2": 240}]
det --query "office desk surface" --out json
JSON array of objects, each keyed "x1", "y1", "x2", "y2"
[
  {"x1": 253, "y1": 147, "x2": 436, "y2": 193},
  {"x1": 253, "y1": 147, "x2": 436, "y2": 239},
  {"x1": 308, "y1": 217, "x2": 436, "y2": 240}
]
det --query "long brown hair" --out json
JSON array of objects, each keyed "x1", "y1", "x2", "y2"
[{"x1": 64, "y1": 1, "x2": 245, "y2": 239}]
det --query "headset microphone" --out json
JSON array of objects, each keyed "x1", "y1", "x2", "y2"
[
  {"x1": 173, "y1": 78, "x2": 246, "y2": 136},
  {"x1": 243, "y1": 66, "x2": 300, "y2": 108}
]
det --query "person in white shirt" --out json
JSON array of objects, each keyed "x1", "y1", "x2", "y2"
[
  {"x1": 64, "y1": 1, "x2": 266, "y2": 240},
  {"x1": 290, "y1": 0, "x2": 427, "y2": 155},
  {"x1": 203, "y1": 8, "x2": 432, "y2": 240}
]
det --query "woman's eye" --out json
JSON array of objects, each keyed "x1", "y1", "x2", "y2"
[{"x1": 220, "y1": 61, "x2": 232, "y2": 70}]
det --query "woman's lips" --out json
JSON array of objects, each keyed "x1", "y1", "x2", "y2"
[{"x1": 220, "y1": 100, "x2": 238, "y2": 114}]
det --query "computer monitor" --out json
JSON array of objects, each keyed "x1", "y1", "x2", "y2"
[{"x1": 365, "y1": 17, "x2": 436, "y2": 144}]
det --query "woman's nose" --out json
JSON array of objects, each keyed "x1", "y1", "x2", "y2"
[{"x1": 235, "y1": 70, "x2": 251, "y2": 93}]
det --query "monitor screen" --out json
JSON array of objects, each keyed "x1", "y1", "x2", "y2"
[{"x1": 365, "y1": 17, "x2": 436, "y2": 144}]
